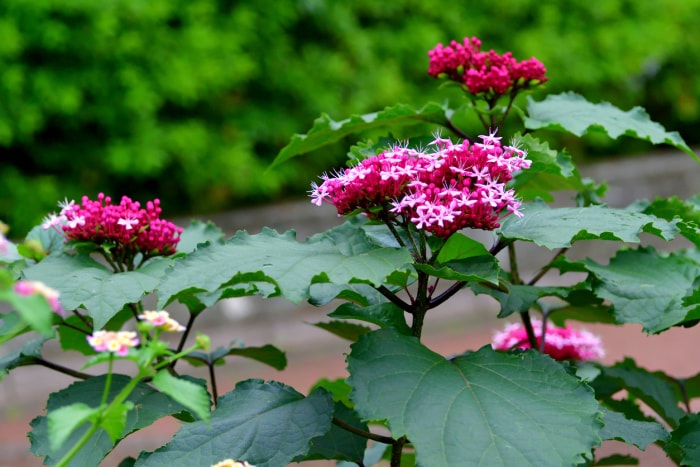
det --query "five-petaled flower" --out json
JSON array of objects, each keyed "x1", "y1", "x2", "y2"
[
  {"x1": 87, "y1": 330, "x2": 140, "y2": 356},
  {"x1": 492, "y1": 320, "x2": 605, "y2": 361}
]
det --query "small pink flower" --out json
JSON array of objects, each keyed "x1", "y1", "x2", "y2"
[
  {"x1": 138, "y1": 310, "x2": 186, "y2": 332},
  {"x1": 87, "y1": 330, "x2": 139, "y2": 356},
  {"x1": 492, "y1": 320, "x2": 605, "y2": 361},
  {"x1": 13, "y1": 280, "x2": 65, "y2": 317}
]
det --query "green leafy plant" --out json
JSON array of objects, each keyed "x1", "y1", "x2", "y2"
[{"x1": 2, "y1": 34, "x2": 700, "y2": 467}]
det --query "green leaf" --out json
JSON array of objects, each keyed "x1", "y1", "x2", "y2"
[
  {"x1": 271, "y1": 102, "x2": 453, "y2": 168},
  {"x1": 436, "y1": 233, "x2": 491, "y2": 263},
  {"x1": 599, "y1": 408, "x2": 669, "y2": 450},
  {"x1": 310, "y1": 378, "x2": 354, "y2": 407},
  {"x1": 347, "y1": 329, "x2": 602, "y2": 466},
  {"x1": 296, "y1": 402, "x2": 368, "y2": 463},
  {"x1": 584, "y1": 247, "x2": 700, "y2": 333},
  {"x1": 184, "y1": 343, "x2": 287, "y2": 371},
  {"x1": 499, "y1": 201, "x2": 678, "y2": 249},
  {"x1": 328, "y1": 302, "x2": 411, "y2": 335},
  {"x1": 313, "y1": 320, "x2": 373, "y2": 341},
  {"x1": 471, "y1": 283, "x2": 575, "y2": 318},
  {"x1": 414, "y1": 255, "x2": 500, "y2": 284},
  {"x1": 602, "y1": 358, "x2": 685, "y2": 427},
  {"x1": 23, "y1": 255, "x2": 170, "y2": 329},
  {"x1": 158, "y1": 221, "x2": 412, "y2": 307},
  {"x1": 152, "y1": 370, "x2": 211, "y2": 422},
  {"x1": 0, "y1": 311, "x2": 31, "y2": 345},
  {"x1": 176, "y1": 220, "x2": 225, "y2": 253},
  {"x1": 524, "y1": 92, "x2": 698, "y2": 161},
  {"x1": 47, "y1": 403, "x2": 97, "y2": 452},
  {"x1": 57, "y1": 315, "x2": 95, "y2": 355},
  {"x1": 29, "y1": 375, "x2": 187, "y2": 466},
  {"x1": 134, "y1": 380, "x2": 334, "y2": 467},
  {"x1": 0, "y1": 336, "x2": 49, "y2": 377},
  {"x1": 513, "y1": 134, "x2": 586, "y2": 201},
  {"x1": 0, "y1": 288, "x2": 55, "y2": 336},
  {"x1": 101, "y1": 402, "x2": 133, "y2": 443},
  {"x1": 636, "y1": 196, "x2": 700, "y2": 247},
  {"x1": 666, "y1": 414, "x2": 700, "y2": 465}
]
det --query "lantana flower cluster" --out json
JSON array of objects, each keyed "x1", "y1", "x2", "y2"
[
  {"x1": 42, "y1": 193, "x2": 182, "y2": 258},
  {"x1": 310, "y1": 133, "x2": 530, "y2": 237},
  {"x1": 211, "y1": 460, "x2": 254, "y2": 467},
  {"x1": 428, "y1": 36, "x2": 547, "y2": 98},
  {"x1": 87, "y1": 330, "x2": 140, "y2": 357},
  {"x1": 492, "y1": 320, "x2": 605, "y2": 361},
  {"x1": 14, "y1": 280, "x2": 65, "y2": 316},
  {"x1": 138, "y1": 310, "x2": 186, "y2": 332}
]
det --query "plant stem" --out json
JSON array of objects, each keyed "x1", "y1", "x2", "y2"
[
  {"x1": 59, "y1": 320, "x2": 91, "y2": 335},
  {"x1": 331, "y1": 417, "x2": 396, "y2": 444},
  {"x1": 209, "y1": 362, "x2": 219, "y2": 407},
  {"x1": 391, "y1": 437, "x2": 407, "y2": 467},
  {"x1": 71, "y1": 309, "x2": 92, "y2": 330},
  {"x1": 444, "y1": 117, "x2": 471, "y2": 140},
  {"x1": 176, "y1": 313, "x2": 198, "y2": 355},
  {"x1": 34, "y1": 357, "x2": 92, "y2": 379},
  {"x1": 520, "y1": 311, "x2": 538, "y2": 349},
  {"x1": 412, "y1": 271, "x2": 430, "y2": 338},
  {"x1": 376, "y1": 285, "x2": 414, "y2": 313},
  {"x1": 527, "y1": 247, "x2": 569, "y2": 286},
  {"x1": 384, "y1": 218, "x2": 407, "y2": 248}
]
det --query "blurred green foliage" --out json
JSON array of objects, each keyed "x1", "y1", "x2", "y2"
[{"x1": 1, "y1": 0, "x2": 699, "y2": 235}]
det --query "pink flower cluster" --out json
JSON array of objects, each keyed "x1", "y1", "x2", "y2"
[
  {"x1": 43, "y1": 194, "x2": 182, "y2": 257},
  {"x1": 87, "y1": 330, "x2": 140, "y2": 356},
  {"x1": 310, "y1": 133, "x2": 530, "y2": 237},
  {"x1": 428, "y1": 37, "x2": 547, "y2": 98},
  {"x1": 138, "y1": 310, "x2": 186, "y2": 332},
  {"x1": 14, "y1": 280, "x2": 65, "y2": 316},
  {"x1": 492, "y1": 320, "x2": 605, "y2": 361}
]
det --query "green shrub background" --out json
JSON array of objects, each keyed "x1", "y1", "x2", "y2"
[{"x1": 1, "y1": 0, "x2": 698, "y2": 235}]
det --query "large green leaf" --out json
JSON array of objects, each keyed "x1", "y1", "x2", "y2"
[
  {"x1": 599, "y1": 408, "x2": 668, "y2": 450},
  {"x1": 328, "y1": 302, "x2": 411, "y2": 335},
  {"x1": 513, "y1": 134, "x2": 586, "y2": 201},
  {"x1": 271, "y1": 102, "x2": 453, "y2": 168},
  {"x1": 414, "y1": 255, "x2": 500, "y2": 284},
  {"x1": 635, "y1": 196, "x2": 700, "y2": 247},
  {"x1": 296, "y1": 402, "x2": 369, "y2": 463},
  {"x1": 157, "y1": 221, "x2": 412, "y2": 307},
  {"x1": 23, "y1": 255, "x2": 171, "y2": 329},
  {"x1": 601, "y1": 358, "x2": 686, "y2": 427},
  {"x1": 470, "y1": 283, "x2": 578, "y2": 318},
  {"x1": 176, "y1": 220, "x2": 225, "y2": 254},
  {"x1": 0, "y1": 336, "x2": 50, "y2": 377},
  {"x1": 524, "y1": 92, "x2": 698, "y2": 161},
  {"x1": 134, "y1": 379, "x2": 334, "y2": 467},
  {"x1": 666, "y1": 414, "x2": 700, "y2": 465},
  {"x1": 584, "y1": 247, "x2": 700, "y2": 333},
  {"x1": 29, "y1": 375, "x2": 187, "y2": 466},
  {"x1": 152, "y1": 370, "x2": 211, "y2": 422},
  {"x1": 347, "y1": 329, "x2": 602, "y2": 466},
  {"x1": 499, "y1": 201, "x2": 678, "y2": 249}
]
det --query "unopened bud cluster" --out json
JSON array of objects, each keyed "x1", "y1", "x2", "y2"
[{"x1": 428, "y1": 36, "x2": 547, "y2": 99}]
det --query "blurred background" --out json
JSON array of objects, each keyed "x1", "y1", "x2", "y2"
[{"x1": 1, "y1": 0, "x2": 700, "y2": 235}]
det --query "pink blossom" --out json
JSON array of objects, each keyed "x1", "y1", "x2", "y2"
[
  {"x1": 138, "y1": 310, "x2": 186, "y2": 332},
  {"x1": 56, "y1": 193, "x2": 182, "y2": 257},
  {"x1": 428, "y1": 37, "x2": 548, "y2": 99},
  {"x1": 87, "y1": 330, "x2": 139, "y2": 356},
  {"x1": 310, "y1": 134, "x2": 529, "y2": 238},
  {"x1": 492, "y1": 320, "x2": 605, "y2": 361},
  {"x1": 13, "y1": 280, "x2": 65, "y2": 317}
]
